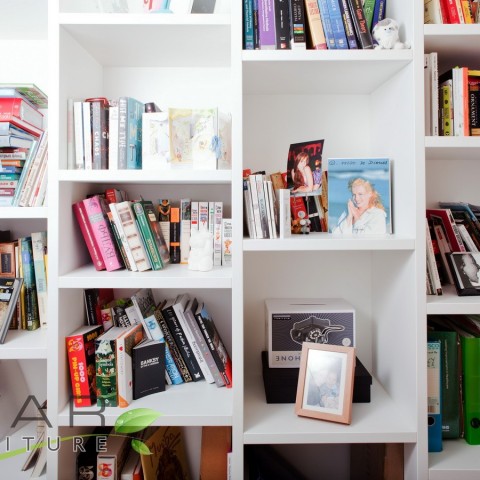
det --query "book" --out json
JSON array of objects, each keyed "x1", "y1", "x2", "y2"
[
  {"x1": 180, "y1": 198, "x2": 192, "y2": 264},
  {"x1": 426, "y1": 218, "x2": 443, "y2": 295},
  {"x1": 183, "y1": 297, "x2": 225, "y2": 387},
  {"x1": 448, "y1": 252, "x2": 480, "y2": 295},
  {"x1": 129, "y1": 288, "x2": 156, "y2": 327},
  {"x1": 140, "y1": 427, "x2": 191, "y2": 480},
  {"x1": 141, "y1": 111, "x2": 170, "y2": 169},
  {"x1": 432, "y1": 222, "x2": 455, "y2": 284},
  {"x1": 31, "y1": 231, "x2": 48, "y2": 329},
  {"x1": 278, "y1": 188, "x2": 291, "y2": 238},
  {"x1": 0, "y1": 277, "x2": 23, "y2": 344},
  {"x1": 338, "y1": 0, "x2": 358, "y2": 49},
  {"x1": 121, "y1": 448, "x2": 143, "y2": 480},
  {"x1": 424, "y1": 52, "x2": 439, "y2": 136},
  {"x1": 66, "y1": 324, "x2": 104, "y2": 407},
  {"x1": 97, "y1": 429, "x2": 130, "y2": 480},
  {"x1": 162, "y1": 297, "x2": 204, "y2": 381},
  {"x1": 0, "y1": 97, "x2": 44, "y2": 130},
  {"x1": 304, "y1": 0, "x2": 327, "y2": 49},
  {"x1": 108, "y1": 99, "x2": 119, "y2": 170},
  {"x1": 326, "y1": 0, "x2": 348, "y2": 49},
  {"x1": 371, "y1": 0, "x2": 386, "y2": 31},
  {"x1": 82, "y1": 195, "x2": 124, "y2": 272},
  {"x1": 288, "y1": 0, "x2": 307, "y2": 49},
  {"x1": 347, "y1": 0, "x2": 374, "y2": 48},
  {"x1": 362, "y1": 0, "x2": 376, "y2": 29},
  {"x1": 328, "y1": 158, "x2": 392, "y2": 234},
  {"x1": 195, "y1": 301, "x2": 233, "y2": 387},
  {"x1": 82, "y1": 101, "x2": 93, "y2": 169},
  {"x1": 274, "y1": 0, "x2": 291, "y2": 49},
  {"x1": 0, "y1": 84, "x2": 48, "y2": 108},
  {"x1": 427, "y1": 328, "x2": 462, "y2": 438},
  {"x1": 427, "y1": 340, "x2": 443, "y2": 452},
  {"x1": 258, "y1": 0, "x2": 277, "y2": 49},
  {"x1": 76, "y1": 427, "x2": 112, "y2": 480},
  {"x1": 244, "y1": 0, "x2": 255, "y2": 49},
  {"x1": 0, "y1": 241, "x2": 16, "y2": 277},
  {"x1": 73, "y1": 101, "x2": 85, "y2": 169},
  {"x1": 213, "y1": 202, "x2": 223, "y2": 266},
  {"x1": 84, "y1": 288, "x2": 114, "y2": 326},
  {"x1": 132, "y1": 338, "x2": 166, "y2": 400},
  {"x1": 222, "y1": 218, "x2": 233, "y2": 267},
  {"x1": 199, "y1": 426, "x2": 232, "y2": 480},
  {"x1": 427, "y1": 208, "x2": 466, "y2": 252},
  {"x1": 118, "y1": 96, "x2": 144, "y2": 169},
  {"x1": 140, "y1": 199, "x2": 170, "y2": 265},
  {"x1": 19, "y1": 236, "x2": 40, "y2": 331},
  {"x1": 86, "y1": 97, "x2": 109, "y2": 169},
  {"x1": 170, "y1": 206, "x2": 181, "y2": 264},
  {"x1": 116, "y1": 323, "x2": 144, "y2": 407},
  {"x1": 132, "y1": 201, "x2": 164, "y2": 270},
  {"x1": 317, "y1": 0, "x2": 336, "y2": 49}
]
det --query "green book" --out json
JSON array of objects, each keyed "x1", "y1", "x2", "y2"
[
  {"x1": 362, "y1": 0, "x2": 376, "y2": 31},
  {"x1": 461, "y1": 335, "x2": 480, "y2": 445},
  {"x1": 427, "y1": 330, "x2": 462, "y2": 439},
  {"x1": 20, "y1": 237, "x2": 40, "y2": 331}
]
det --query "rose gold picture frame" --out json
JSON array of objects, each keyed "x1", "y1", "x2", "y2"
[{"x1": 295, "y1": 343, "x2": 355, "y2": 424}]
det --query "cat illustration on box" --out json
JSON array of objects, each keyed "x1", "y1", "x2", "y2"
[{"x1": 290, "y1": 316, "x2": 345, "y2": 345}]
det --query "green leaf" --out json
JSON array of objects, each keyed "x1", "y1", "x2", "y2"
[
  {"x1": 131, "y1": 439, "x2": 152, "y2": 456},
  {"x1": 114, "y1": 408, "x2": 162, "y2": 434}
]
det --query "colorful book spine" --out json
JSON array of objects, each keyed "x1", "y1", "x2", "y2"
[
  {"x1": 0, "y1": 97, "x2": 44, "y2": 129},
  {"x1": 20, "y1": 237, "x2": 40, "y2": 331},
  {"x1": 288, "y1": 0, "x2": 307, "y2": 49},
  {"x1": 274, "y1": 0, "x2": 291, "y2": 49},
  {"x1": 169, "y1": 207, "x2": 181, "y2": 264},
  {"x1": 243, "y1": 0, "x2": 255, "y2": 49},
  {"x1": 347, "y1": 0, "x2": 374, "y2": 48},
  {"x1": 326, "y1": 0, "x2": 348, "y2": 49},
  {"x1": 258, "y1": 0, "x2": 277, "y2": 49},
  {"x1": 199, "y1": 201, "x2": 209, "y2": 230},
  {"x1": 317, "y1": 0, "x2": 336, "y2": 49},
  {"x1": 180, "y1": 198, "x2": 191, "y2": 264},
  {"x1": 213, "y1": 202, "x2": 223, "y2": 266},
  {"x1": 222, "y1": 218, "x2": 233, "y2": 267},
  {"x1": 82, "y1": 195, "x2": 124, "y2": 272},
  {"x1": 31, "y1": 231, "x2": 47, "y2": 329},
  {"x1": 304, "y1": 0, "x2": 327, "y2": 49},
  {"x1": 338, "y1": 0, "x2": 358, "y2": 49},
  {"x1": 362, "y1": 0, "x2": 376, "y2": 30}
]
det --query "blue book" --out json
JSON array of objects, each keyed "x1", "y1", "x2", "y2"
[
  {"x1": 427, "y1": 341, "x2": 443, "y2": 452},
  {"x1": 243, "y1": 0, "x2": 255, "y2": 49},
  {"x1": 371, "y1": 0, "x2": 386, "y2": 33},
  {"x1": 338, "y1": 0, "x2": 357, "y2": 48},
  {"x1": 317, "y1": 0, "x2": 336, "y2": 49},
  {"x1": 118, "y1": 97, "x2": 143, "y2": 169},
  {"x1": 326, "y1": 0, "x2": 348, "y2": 49}
]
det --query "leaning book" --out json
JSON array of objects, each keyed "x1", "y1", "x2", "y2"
[
  {"x1": 328, "y1": 158, "x2": 392, "y2": 235},
  {"x1": 0, "y1": 277, "x2": 23, "y2": 343}
]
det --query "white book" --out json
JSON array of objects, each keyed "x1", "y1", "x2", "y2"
[
  {"x1": 208, "y1": 201, "x2": 215, "y2": 237},
  {"x1": 424, "y1": 0, "x2": 443, "y2": 23},
  {"x1": 108, "y1": 101, "x2": 119, "y2": 170},
  {"x1": 180, "y1": 198, "x2": 191, "y2": 264},
  {"x1": 199, "y1": 201, "x2": 209, "y2": 230},
  {"x1": 433, "y1": 223, "x2": 454, "y2": 284},
  {"x1": 222, "y1": 218, "x2": 232, "y2": 267},
  {"x1": 33, "y1": 163, "x2": 48, "y2": 207},
  {"x1": 458, "y1": 223, "x2": 479, "y2": 252},
  {"x1": 248, "y1": 174, "x2": 263, "y2": 239},
  {"x1": 31, "y1": 231, "x2": 48, "y2": 327},
  {"x1": 264, "y1": 180, "x2": 277, "y2": 239},
  {"x1": 255, "y1": 174, "x2": 270, "y2": 238},
  {"x1": 191, "y1": 201, "x2": 199, "y2": 231},
  {"x1": 73, "y1": 100, "x2": 84, "y2": 169},
  {"x1": 425, "y1": 219, "x2": 442, "y2": 295},
  {"x1": 66, "y1": 98, "x2": 75, "y2": 169},
  {"x1": 109, "y1": 203, "x2": 138, "y2": 271},
  {"x1": 278, "y1": 189, "x2": 291, "y2": 238},
  {"x1": 173, "y1": 293, "x2": 214, "y2": 384},
  {"x1": 453, "y1": 67, "x2": 466, "y2": 136},
  {"x1": 141, "y1": 111, "x2": 170, "y2": 170},
  {"x1": 82, "y1": 101, "x2": 93, "y2": 169},
  {"x1": 213, "y1": 201, "x2": 223, "y2": 266}
]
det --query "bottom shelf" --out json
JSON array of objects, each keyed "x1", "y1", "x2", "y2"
[
  {"x1": 429, "y1": 439, "x2": 480, "y2": 480},
  {"x1": 0, "y1": 421, "x2": 46, "y2": 479},
  {"x1": 243, "y1": 374, "x2": 416, "y2": 444}
]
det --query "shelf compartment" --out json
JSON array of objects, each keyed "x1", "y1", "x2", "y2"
[
  {"x1": 243, "y1": 234, "x2": 415, "y2": 252},
  {"x1": 58, "y1": 169, "x2": 231, "y2": 184},
  {"x1": 60, "y1": 20, "x2": 230, "y2": 68},
  {"x1": 427, "y1": 285, "x2": 480, "y2": 315},
  {"x1": 58, "y1": 264, "x2": 232, "y2": 289},
  {"x1": 425, "y1": 137, "x2": 480, "y2": 161},
  {"x1": 0, "y1": 207, "x2": 48, "y2": 219},
  {"x1": 243, "y1": 374, "x2": 416, "y2": 444},
  {"x1": 58, "y1": 381, "x2": 233, "y2": 427},
  {"x1": 242, "y1": 50, "x2": 413, "y2": 95},
  {"x1": 429, "y1": 438, "x2": 480, "y2": 480},
  {"x1": 0, "y1": 328, "x2": 47, "y2": 359}
]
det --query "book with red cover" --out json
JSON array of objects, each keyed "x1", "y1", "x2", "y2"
[
  {"x1": 72, "y1": 200, "x2": 106, "y2": 271},
  {"x1": 441, "y1": 0, "x2": 461, "y2": 22},
  {"x1": 0, "y1": 97, "x2": 44, "y2": 130},
  {"x1": 427, "y1": 208, "x2": 467, "y2": 253},
  {"x1": 66, "y1": 324, "x2": 104, "y2": 407}
]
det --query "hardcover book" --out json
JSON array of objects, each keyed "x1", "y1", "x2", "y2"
[
  {"x1": 31, "y1": 231, "x2": 48, "y2": 329},
  {"x1": 328, "y1": 158, "x2": 392, "y2": 235},
  {"x1": 76, "y1": 427, "x2": 111, "y2": 480},
  {"x1": 20, "y1": 236, "x2": 40, "y2": 331},
  {"x1": 346, "y1": 0, "x2": 374, "y2": 49},
  {"x1": 132, "y1": 338, "x2": 166, "y2": 400},
  {"x1": 118, "y1": 97, "x2": 143, "y2": 169},
  {"x1": 169, "y1": 207, "x2": 181, "y2": 264},
  {"x1": 0, "y1": 97, "x2": 44, "y2": 129},
  {"x1": 274, "y1": 0, "x2": 291, "y2": 49},
  {"x1": 87, "y1": 98, "x2": 109, "y2": 170},
  {"x1": 97, "y1": 430, "x2": 130, "y2": 480},
  {"x1": 140, "y1": 200, "x2": 170, "y2": 265},
  {"x1": 0, "y1": 83, "x2": 48, "y2": 108},
  {"x1": 66, "y1": 324, "x2": 104, "y2": 407},
  {"x1": 288, "y1": 0, "x2": 307, "y2": 49}
]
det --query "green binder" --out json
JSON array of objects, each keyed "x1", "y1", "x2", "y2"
[{"x1": 461, "y1": 335, "x2": 480, "y2": 445}]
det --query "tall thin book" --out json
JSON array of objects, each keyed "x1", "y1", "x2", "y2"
[{"x1": 0, "y1": 277, "x2": 23, "y2": 343}]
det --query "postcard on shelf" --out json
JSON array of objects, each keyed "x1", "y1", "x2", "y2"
[
  {"x1": 448, "y1": 252, "x2": 480, "y2": 296},
  {"x1": 142, "y1": 111, "x2": 170, "y2": 170},
  {"x1": 328, "y1": 157, "x2": 392, "y2": 235}
]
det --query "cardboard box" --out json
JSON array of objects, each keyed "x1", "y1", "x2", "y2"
[
  {"x1": 265, "y1": 298, "x2": 355, "y2": 368},
  {"x1": 261, "y1": 351, "x2": 371, "y2": 404}
]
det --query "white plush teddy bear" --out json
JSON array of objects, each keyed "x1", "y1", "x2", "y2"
[
  {"x1": 372, "y1": 18, "x2": 410, "y2": 50},
  {"x1": 188, "y1": 227, "x2": 213, "y2": 272}
]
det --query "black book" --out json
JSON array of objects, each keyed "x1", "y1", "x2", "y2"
[
  {"x1": 76, "y1": 427, "x2": 112, "y2": 480},
  {"x1": 133, "y1": 338, "x2": 166, "y2": 400},
  {"x1": 162, "y1": 298, "x2": 204, "y2": 381},
  {"x1": 274, "y1": 0, "x2": 291, "y2": 49},
  {"x1": 86, "y1": 98, "x2": 109, "y2": 170},
  {"x1": 346, "y1": 0, "x2": 373, "y2": 49}
]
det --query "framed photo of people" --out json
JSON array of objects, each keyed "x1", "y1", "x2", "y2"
[
  {"x1": 295, "y1": 343, "x2": 355, "y2": 425},
  {"x1": 449, "y1": 252, "x2": 480, "y2": 296}
]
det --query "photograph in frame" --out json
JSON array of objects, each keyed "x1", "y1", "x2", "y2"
[
  {"x1": 448, "y1": 252, "x2": 480, "y2": 296},
  {"x1": 295, "y1": 343, "x2": 355, "y2": 424}
]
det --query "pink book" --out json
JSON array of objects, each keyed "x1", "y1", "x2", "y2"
[
  {"x1": 82, "y1": 195, "x2": 124, "y2": 271},
  {"x1": 72, "y1": 200, "x2": 106, "y2": 271}
]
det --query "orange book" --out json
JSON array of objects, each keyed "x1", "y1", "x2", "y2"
[{"x1": 170, "y1": 206, "x2": 181, "y2": 263}]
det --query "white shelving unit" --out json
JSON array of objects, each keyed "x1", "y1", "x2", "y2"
[
  {"x1": 425, "y1": 23, "x2": 480, "y2": 480},
  {"x1": 2, "y1": 0, "x2": 479, "y2": 478}
]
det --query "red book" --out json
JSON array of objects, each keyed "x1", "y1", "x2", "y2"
[
  {"x1": 426, "y1": 208, "x2": 467, "y2": 252},
  {"x1": 73, "y1": 200, "x2": 106, "y2": 271},
  {"x1": 0, "y1": 97, "x2": 44, "y2": 130},
  {"x1": 66, "y1": 324, "x2": 104, "y2": 407},
  {"x1": 441, "y1": 0, "x2": 461, "y2": 22}
]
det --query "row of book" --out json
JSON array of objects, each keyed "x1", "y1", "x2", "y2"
[
  {"x1": 426, "y1": 203, "x2": 480, "y2": 297},
  {"x1": 68, "y1": 98, "x2": 231, "y2": 171},
  {"x1": 427, "y1": 314, "x2": 480, "y2": 453},
  {"x1": 74, "y1": 425, "x2": 231, "y2": 480},
  {"x1": 243, "y1": 0, "x2": 386, "y2": 51},
  {"x1": 68, "y1": 287, "x2": 232, "y2": 410},
  {"x1": 424, "y1": 54, "x2": 479, "y2": 137},
  {"x1": 0, "y1": 230, "x2": 48, "y2": 343},
  {"x1": 74, "y1": 190, "x2": 232, "y2": 272},
  {"x1": 0, "y1": 84, "x2": 48, "y2": 207},
  {"x1": 424, "y1": 0, "x2": 480, "y2": 24}
]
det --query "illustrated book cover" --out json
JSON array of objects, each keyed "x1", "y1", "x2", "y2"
[{"x1": 328, "y1": 158, "x2": 392, "y2": 235}]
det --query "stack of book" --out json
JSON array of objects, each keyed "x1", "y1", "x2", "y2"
[
  {"x1": 243, "y1": 0, "x2": 386, "y2": 50},
  {"x1": 0, "y1": 230, "x2": 48, "y2": 342},
  {"x1": 424, "y1": 0, "x2": 479, "y2": 24},
  {"x1": 0, "y1": 84, "x2": 48, "y2": 207},
  {"x1": 68, "y1": 97, "x2": 232, "y2": 171},
  {"x1": 73, "y1": 190, "x2": 232, "y2": 271},
  {"x1": 424, "y1": 55, "x2": 479, "y2": 137},
  {"x1": 67, "y1": 288, "x2": 232, "y2": 410}
]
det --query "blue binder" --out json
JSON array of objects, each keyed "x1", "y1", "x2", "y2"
[{"x1": 427, "y1": 341, "x2": 443, "y2": 452}]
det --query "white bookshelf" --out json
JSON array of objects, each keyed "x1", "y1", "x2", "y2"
[
  {"x1": 2, "y1": 0, "x2": 480, "y2": 478},
  {"x1": 425, "y1": 20, "x2": 480, "y2": 480}
]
